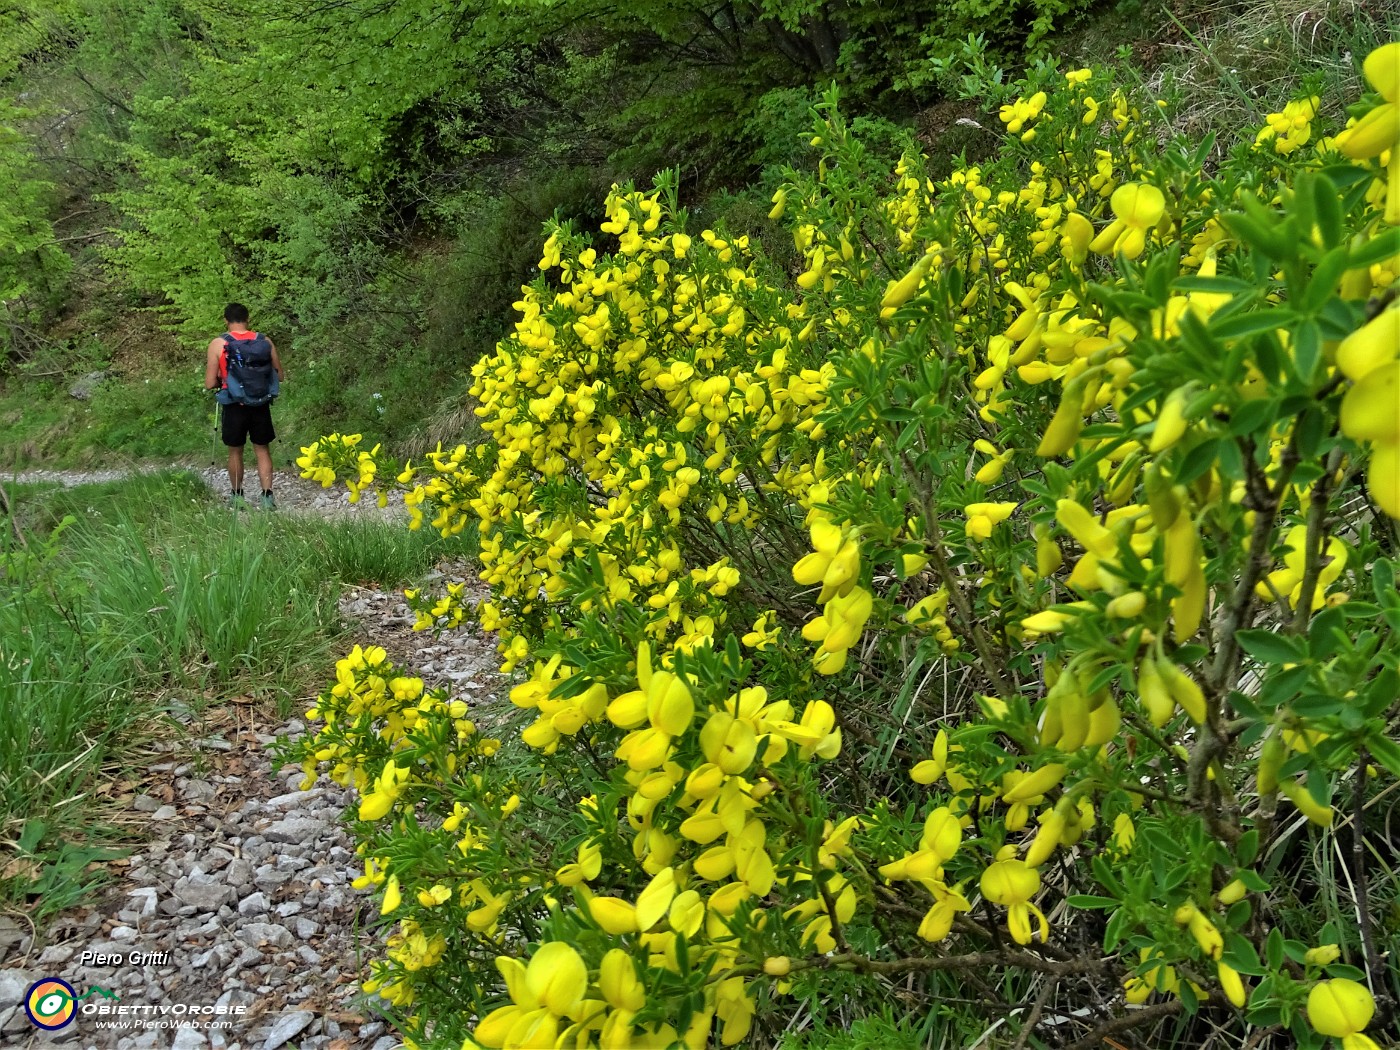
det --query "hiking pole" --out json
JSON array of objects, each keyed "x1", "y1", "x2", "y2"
[{"x1": 210, "y1": 398, "x2": 220, "y2": 467}]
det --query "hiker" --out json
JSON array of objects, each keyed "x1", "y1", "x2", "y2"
[{"x1": 205, "y1": 303, "x2": 284, "y2": 510}]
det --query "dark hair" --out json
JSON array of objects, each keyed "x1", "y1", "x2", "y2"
[{"x1": 224, "y1": 303, "x2": 250, "y2": 324}]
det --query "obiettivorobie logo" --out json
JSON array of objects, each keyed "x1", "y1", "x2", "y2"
[{"x1": 24, "y1": 977, "x2": 120, "y2": 1030}]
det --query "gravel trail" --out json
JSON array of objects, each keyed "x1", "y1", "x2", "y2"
[
  {"x1": 2, "y1": 464, "x2": 403, "y2": 520},
  {"x1": 0, "y1": 467, "x2": 500, "y2": 1049}
]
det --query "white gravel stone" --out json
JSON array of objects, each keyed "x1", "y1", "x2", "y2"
[
  {"x1": 0, "y1": 968, "x2": 37, "y2": 1033},
  {"x1": 38, "y1": 943, "x2": 76, "y2": 965},
  {"x1": 226, "y1": 857, "x2": 255, "y2": 888},
  {"x1": 237, "y1": 922, "x2": 294, "y2": 949},
  {"x1": 266, "y1": 788, "x2": 320, "y2": 808},
  {"x1": 174, "y1": 871, "x2": 236, "y2": 911},
  {"x1": 127, "y1": 887, "x2": 159, "y2": 917},
  {"x1": 262, "y1": 1010, "x2": 315, "y2": 1050},
  {"x1": 237, "y1": 891, "x2": 270, "y2": 917},
  {"x1": 262, "y1": 817, "x2": 323, "y2": 843}
]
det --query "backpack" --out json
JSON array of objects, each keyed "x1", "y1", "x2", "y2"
[{"x1": 220, "y1": 332, "x2": 279, "y2": 407}]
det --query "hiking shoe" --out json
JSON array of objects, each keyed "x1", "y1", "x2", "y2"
[
  {"x1": 260, "y1": 492, "x2": 277, "y2": 512},
  {"x1": 228, "y1": 492, "x2": 248, "y2": 510}
]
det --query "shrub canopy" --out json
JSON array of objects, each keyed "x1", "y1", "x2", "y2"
[{"x1": 287, "y1": 43, "x2": 1400, "y2": 1050}]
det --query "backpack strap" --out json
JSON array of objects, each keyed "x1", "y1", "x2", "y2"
[{"x1": 221, "y1": 332, "x2": 254, "y2": 358}]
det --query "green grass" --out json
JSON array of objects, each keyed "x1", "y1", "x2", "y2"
[
  {"x1": 776, "y1": 1016, "x2": 928, "y2": 1050},
  {"x1": 1131, "y1": 0, "x2": 1387, "y2": 138},
  {"x1": 0, "y1": 343, "x2": 472, "y2": 470},
  {"x1": 0, "y1": 371, "x2": 212, "y2": 468},
  {"x1": 0, "y1": 469, "x2": 474, "y2": 916},
  {"x1": 296, "y1": 515, "x2": 479, "y2": 587}
]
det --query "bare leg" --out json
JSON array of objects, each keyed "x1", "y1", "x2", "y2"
[
  {"x1": 253, "y1": 444, "x2": 274, "y2": 492},
  {"x1": 227, "y1": 446, "x2": 245, "y2": 492}
]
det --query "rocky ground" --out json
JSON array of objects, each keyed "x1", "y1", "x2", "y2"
[
  {"x1": 0, "y1": 469, "x2": 501, "y2": 1050},
  {"x1": 3, "y1": 465, "x2": 405, "y2": 520}
]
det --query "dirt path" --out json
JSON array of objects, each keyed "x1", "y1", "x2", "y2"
[
  {"x1": 3, "y1": 464, "x2": 403, "y2": 519},
  {"x1": 0, "y1": 468, "x2": 500, "y2": 1050}
]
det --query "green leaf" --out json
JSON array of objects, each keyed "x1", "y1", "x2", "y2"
[
  {"x1": 1295, "y1": 408, "x2": 1326, "y2": 460},
  {"x1": 1141, "y1": 826, "x2": 1184, "y2": 859},
  {"x1": 1315, "y1": 163, "x2": 1381, "y2": 190},
  {"x1": 1372, "y1": 560, "x2": 1397, "y2": 607},
  {"x1": 895, "y1": 419, "x2": 921, "y2": 451},
  {"x1": 1319, "y1": 297, "x2": 1359, "y2": 339},
  {"x1": 1306, "y1": 606, "x2": 1346, "y2": 657},
  {"x1": 1167, "y1": 438, "x2": 1216, "y2": 487},
  {"x1": 1103, "y1": 906, "x2": 1129, "y2": 952},
  {"x1": 1293, "y1": 694, "x2": 1342, "y2": 718},
  {"x1": 1348, "y1": 226, "x2": 1400, "y2": 268},
  {"x1": 1229, "y1": 398, "x2": 1277, "y2": 437},
  {"x1": 1325, "y1": 964, "x2": 1367, "y2": 981},
  {"x1": 1259, "y1": 665, "x2": 1311, "y2": 709},
  {"x1": 1292, "y1": 319, "x2": 1322, "y2": 380},
  {"x1": 1066, "y1": 894, "x2": 1119, "y2": 909},
  {"x1": 1212, "y1": 310, "x2": 1296, "y2": 339},
  {"x1": 1217, "y1": 438, "x2": 1246, "y2": 480},
  {"x1": 1224, "y1": 931, "x2": 1262, "y2": 972},
  {"x1": 1365, "y1": 669, "x2": 1400, "y2": 720},
  {"x1": 1250, "y1": 1005, "x2": 1283, "y2": 1028},
  {"x1": 17, "y1": 819, "x2": 45, "y2": 854},
  {"x1": 1171, "y1": 275, "x2": 1255, "y2": 295},
  {"x1": 1309, "y1": 174, "x2": 1343, "y2": 249},
  {"x1": 1339, "y1": 601, "x2": 1381, "y2": 619},
  {"x1": 1237, "y1": 868, "x2": 1270, "y2": 892},
  {"x1": 1221, "y1": 208, "x2": 1289, "y2": 260},
  {"x1": 1236, "y1": 629, "x2": 1307, "y2": 665},
  {"x1": 1236, "y1": 829, "x2": 1259, "y2": 867},
  {"x1": 1092, "y1": 854, "x2": 1128, "y2": 896},
  {"x1": 1302, "y1": 247, "x2": 1349, "y2": 314},
  {"x1": 1368, "y1": 735, "x2": 1400, "y2": 778}
]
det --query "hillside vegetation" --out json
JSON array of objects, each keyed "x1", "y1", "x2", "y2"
[
  {"x1": 1, "y1": 0, "x2": 1382, "y2": 465},
  {"x1": 3, "y1": 3, "x2": 1398, "y2": 1050},
  {"x1": 292, "y1": 28, "x2": 1400, "y2": 1050}
]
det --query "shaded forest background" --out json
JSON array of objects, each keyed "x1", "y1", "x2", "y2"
[{"x1": 0, "y1": 0, "x2": 1384, "y2": 463}]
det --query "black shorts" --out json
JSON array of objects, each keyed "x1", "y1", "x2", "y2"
[{"x1": 220, "y1": 402, "x2": 276, "y2": 447}]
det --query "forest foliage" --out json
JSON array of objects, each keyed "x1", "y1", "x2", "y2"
[{"x1": 0, "y1": 0, "x2": 1068, "y2": 376}]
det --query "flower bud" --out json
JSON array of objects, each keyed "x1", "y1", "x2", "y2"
[
  {"x1": 1305, "y1": 944, "x2": 1341, "y2": 967},
  {"x1": 763, "y1": 956, "x2": 792, "y2": 976}
]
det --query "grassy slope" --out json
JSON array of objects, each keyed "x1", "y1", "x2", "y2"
[{"x1": 0, "y1": 471, "x2": 475, "y2": 915}]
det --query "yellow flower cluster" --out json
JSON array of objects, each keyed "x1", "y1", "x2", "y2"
[
  {"x1": 1335, "y1": 306, "x2": 1400, "y2": 516},
  {"x1": 1255, "y1": 96, "x2": 1320, "y2": 155},
  {"x1": 1335, "y1": 43, "x2": 1400, "y2": 224},
  {"x1": 296, "y1": 434, "x2": 387, "y2": 505},
  {"x1": 290, "y1": 48, "x2": 1399, "y2": 1050}
]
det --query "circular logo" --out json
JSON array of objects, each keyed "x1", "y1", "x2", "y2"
[{"x1": 25, "y1": 978, "x2": 77, "y2": 1030}]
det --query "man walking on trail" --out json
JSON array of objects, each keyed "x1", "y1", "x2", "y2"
[{"x1": 205, "y1": 303, "x2": 285, "y2": 510}]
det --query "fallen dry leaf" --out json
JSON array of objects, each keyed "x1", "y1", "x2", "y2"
[{"x1": 1, "y1": 858, "x2": 41, "y2": 880}]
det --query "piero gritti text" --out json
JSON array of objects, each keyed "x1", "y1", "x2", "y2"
[{"x1": 78, "y1": 950, "x2": 172, "y2": 967}]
